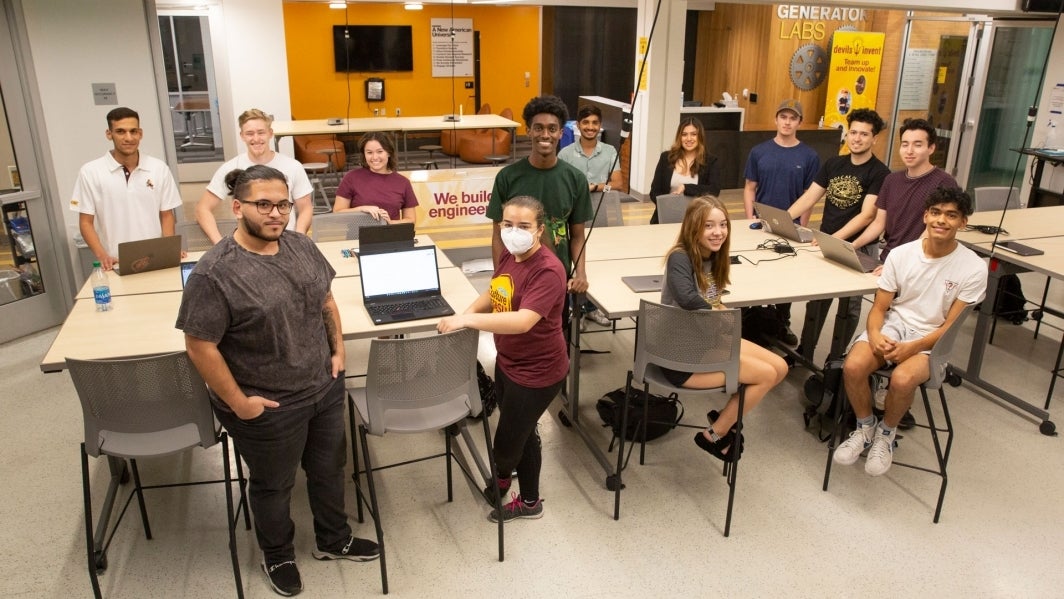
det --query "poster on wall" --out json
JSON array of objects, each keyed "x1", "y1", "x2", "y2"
[
  {"x1": 431, "y1": 18, "x2": 474, "y2": 78},
  {"x1": 898, "y1": 48, "x2": 938, "y2": 111},
  {"x1": 822, "y1": 31, "x2": 884, "y2": 130}
]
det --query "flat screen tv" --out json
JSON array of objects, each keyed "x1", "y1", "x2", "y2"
[{"x1": 333, "y1": 25, "x2": 414, "y2": 72}]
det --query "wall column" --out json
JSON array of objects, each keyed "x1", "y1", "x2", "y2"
[{"x1": 629, "y1": 0, "x2": 687, "y2": 195}]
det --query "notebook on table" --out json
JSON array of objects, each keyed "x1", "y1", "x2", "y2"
[
  {"x1": 754, "y1": 202, "x2": 814, "y2": 243},
  {"x1": 813, "y1": 229, "x2": 881, "y2": 273},
  {"x1": 115, "y1": 236, "x2": 182, "y2": 275},
  {"x1": 357, "y1": 244, "x2": 454, "y2": 325},
  {"x1": 622, "y1": 275, "x2": 664, "y2": 293}
]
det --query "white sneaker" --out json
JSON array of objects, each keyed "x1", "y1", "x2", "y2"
[
  {"x1": 833, "y1": 423, "x2": 876, "y2": 466},
  {"x1": 864, "y1": 427, "x2": 897, "y2": 476},
  {"x1": 586, "y1": 309, "x2": 611, "y2": 327}
]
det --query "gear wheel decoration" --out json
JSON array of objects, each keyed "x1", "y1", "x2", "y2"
[
  {"x1": 828, "y1": 25, "x2": 858, "y2": 50},
  {"x1": 790, "y1": 43, "x2": 828, "y2": 91}
]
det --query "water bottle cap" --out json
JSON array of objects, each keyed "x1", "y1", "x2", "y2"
[{"x1": 92, "y1": 261, "x2": 101, "y2": 267}]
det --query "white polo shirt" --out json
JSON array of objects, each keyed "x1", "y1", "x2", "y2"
[
  {"x1": 205, "y1": 152, "x2": 314, "y2": 232},
  {"x1": 70, "y1": 152, "x2": 183, "y2": 257}
]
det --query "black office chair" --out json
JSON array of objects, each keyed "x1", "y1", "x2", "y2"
[
  {"x1": 822, "y1": 305, "x2": 973, "y2": 523},
  {"x1": 69, "y1": 351, "x2": 249, "y2": 598},
  {"x1": 614, "y1": 300, "x2": 745, "y2": 536}
]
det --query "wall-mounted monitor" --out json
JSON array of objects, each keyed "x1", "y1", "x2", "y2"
[{"x1": 333, "y1": 25, "x2": 414, "y2": 73}]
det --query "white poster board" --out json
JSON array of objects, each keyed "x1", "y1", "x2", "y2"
[
  {"x1": 898, "y1": 48, "x2": 938, "y2": 111},
  {"x1": 431, "y1": 18, "x2": 474, "y2": 78}
]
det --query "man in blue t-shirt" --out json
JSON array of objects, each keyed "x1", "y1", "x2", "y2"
[{"x1": 743, "y1": 99, "x2": 820, "y2": 345}]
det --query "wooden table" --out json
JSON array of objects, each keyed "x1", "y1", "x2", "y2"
[{"x1": 958, "y1": 205, "x2": 1064, "y2": 245}]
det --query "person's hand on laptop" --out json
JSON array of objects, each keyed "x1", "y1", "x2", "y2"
[
  {"x1": 871, "y1": 265, "x2": 884, "y2": 276},
  {"x1": 97, "y1": 254, "x2": 118, "y2": 271}
]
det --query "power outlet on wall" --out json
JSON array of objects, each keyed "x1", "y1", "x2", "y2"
[{"x1": 464, "y1": 81, "x2": 474, "y2": 89}]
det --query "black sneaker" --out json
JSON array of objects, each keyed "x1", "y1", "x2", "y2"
[
  {"x1": 312, "y1": 535, "x2": 380, "y2": 562},
  {"x1": 262, "y1": 559, "x2": 303, "y2": 596},
  {"x1": 898, "y1": 410, "x2": 916, "y2": 430},
  {"x1": 781, "y1": 327, "x2": 799, "y2": 346}
]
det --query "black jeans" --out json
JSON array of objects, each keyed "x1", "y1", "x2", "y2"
[
  {"x1": 492, "y1": 365, "x2": 564, "y2": 502},
  {"x1": 215, "y1": 375, "x2": 351, "y2": 564}
]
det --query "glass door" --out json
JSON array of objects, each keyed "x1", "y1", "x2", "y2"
[
  {"x1": 0, "y1": 7, "x2": 70, "y2": 343},
  {"x1": 955, "y1": 20, "x2": 1055, "y2": 192},
  {"x1": 158, "y1": 12, "x2": 223, "y2": 164}
]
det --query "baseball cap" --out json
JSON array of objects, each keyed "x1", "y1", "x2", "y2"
[{"x1": 776, "y1": 99, "x2": 803, "y2": 120}]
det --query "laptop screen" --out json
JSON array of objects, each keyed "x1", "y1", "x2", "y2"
[
  {"x1": 358, "y1": 246, "x2": 440, "y2": 300},
  {"x1": 180, "y1": 261, "x2": 196, "y2": 288}
]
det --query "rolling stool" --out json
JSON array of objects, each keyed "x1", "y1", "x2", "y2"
[
  {"x1": 419, "y1": 144, "x2": 442, "y2": 170},
  {"x1": 302, "y1": 162, "x2": 332, "y2": 214},
  {"x1": 485, "y1": 154, "x2": 509, "y2": 166}
]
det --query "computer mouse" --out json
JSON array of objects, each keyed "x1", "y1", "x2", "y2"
[{"x1": 749, "y1": 222, "x2": 763, "y2": 230}]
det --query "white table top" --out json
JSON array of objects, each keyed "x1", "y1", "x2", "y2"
[
  {"x1": 587, "y1": 250, "x2": 879, "y2": 319},
  {"x1": 582, "y1": 219, "x2": 796, "y2": 263},
  {"x1": 46, "y1": 268, "x2": 480, "y2": 373},
  {"x1": 272, "y1": 114, "x2": 520, "y2": 138},
  {"x1": 959, "y1": 205, "x2": 1064, "y2": 245},
  {"x1": 75, "y1": 236, "x2": 449, "y2": 299},
  {"x1": 971, "y1": 236, "x2": 1064, "y2": 280}
]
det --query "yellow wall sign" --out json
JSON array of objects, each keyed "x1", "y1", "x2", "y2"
[{"x1": 823, "y1": 31, "x2": 884, "y2": 130}]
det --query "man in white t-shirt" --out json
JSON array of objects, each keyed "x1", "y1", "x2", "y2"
[
  {"x1": 70, "y1": 106, "x2": 183, "y2": 270},
  {"x1": 833, "y1": 186, "x2": 987, "y2": 477},
  {"x1": 195, "y1": 108, "x2": 313, "y2": 244}
]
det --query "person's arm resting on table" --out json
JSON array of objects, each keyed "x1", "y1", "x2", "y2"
[
  {"x1": 832, "y1": 193, "x2": 879, "y2": 242},
  {"x1": 437, "y1": 290, "x2": 543, "y2": 334}
]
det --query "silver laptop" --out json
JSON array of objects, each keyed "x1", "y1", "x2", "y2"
[
  {"x1": 116, "y1": 236, "x2": 182, "y2": 276},
  {"x1": 754, "y1": 202, "x2": 814, "y2": 243},
  {"x1": 357, "y1": 244, "x2": 454, "y2": 325},
  {"x1": 813, "y1": 229, "x2": 880, "y2": 273},
  {"x1": 622, "y1": 274, "x2": 663, "y2": 293}
]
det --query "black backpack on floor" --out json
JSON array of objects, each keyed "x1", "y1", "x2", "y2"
[
  {"x1": 596, "y1": 387, "x2": 684, "y2": 442},
  {"x1": 993, "y1": 274, "x2": 1028, "y2": 325},
  {"x1": 802, "y1": 359, "x2": 851, "y2": 442}
]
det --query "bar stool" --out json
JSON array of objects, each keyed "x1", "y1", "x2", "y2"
[
  {"x1": 485, "y1": 154, "x2": 509, "y2": 166},
  {"x1": 419, "y1": 144, "x2": 442, "y2": 170},
  {"x1": 317, "y1": 147, "x2": 342, "y2": 188},
  {"x1": 302, "y1": 162, "x2": 332, "y2": 214}
]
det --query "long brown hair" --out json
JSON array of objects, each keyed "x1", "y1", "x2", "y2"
[
  {"x1": 666, "y1": 117, "x2": 707, "y2": 178},
  {"x1": 665, "y1": 195, "x2": 731, "y2": 294}
]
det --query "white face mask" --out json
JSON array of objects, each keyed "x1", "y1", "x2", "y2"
[{"x1": 500, "y1": 226, "x2": 535, "y2": 255}]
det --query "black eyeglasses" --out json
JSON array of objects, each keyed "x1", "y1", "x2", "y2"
[{"x1": 240, "y1": 199, "x2": 293, "y2": 215}]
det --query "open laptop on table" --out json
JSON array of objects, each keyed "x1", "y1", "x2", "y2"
[
  {"x1": 357, "y1": 244, "x2": 454, "y2": 325},
  {"x1": 813, "y1": 229, "x2": 881, "y2": 273},
  {"x1": 115, "y1": 236, "x2": 182, "y2": 275},
  {"x1": 358, "y1": 222, "x2": 415, "y2": 252},
  {"x1": 754, "y1": 202, "x2": 814, "y2": 243}
]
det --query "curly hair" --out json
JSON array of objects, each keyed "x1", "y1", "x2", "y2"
[{"x1": 522, "y1": 95, "x2": 568, "y2": 128}]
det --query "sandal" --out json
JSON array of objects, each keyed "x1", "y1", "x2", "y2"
[{"x1": 694, "y1": 430, "x2": 744, "y2": 462}]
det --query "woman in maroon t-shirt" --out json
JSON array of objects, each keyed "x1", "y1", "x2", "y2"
[
  {"x1": 438, "y1": 195, "x2": 568, "y2": 523},
  {"x1": 332, "y1": 132, "x2": 418, "y2": 223}
]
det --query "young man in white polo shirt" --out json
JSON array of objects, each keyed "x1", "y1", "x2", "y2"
[
  {"x1": 70, "y1": 107, "x2": 182, "y2": 270},
  {"x1": 195, "y1": 108, "x2": 314, "y2": 244}
]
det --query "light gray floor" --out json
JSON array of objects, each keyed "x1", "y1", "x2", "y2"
[{"x1": 3, "y1": 272, "x2": 1064, "y2": 598}]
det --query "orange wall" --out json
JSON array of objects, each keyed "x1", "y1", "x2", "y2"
[{"x1": 283, "y1": 3, "x2": 540, "y2": 131}]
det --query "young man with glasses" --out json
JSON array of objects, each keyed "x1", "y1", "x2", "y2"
[
  {"x1": 178, "y1": 165, "x2": 378, "y2": 597},
  {"x1": 195, "y1": 108, "x2": 314, "y2": 244}
]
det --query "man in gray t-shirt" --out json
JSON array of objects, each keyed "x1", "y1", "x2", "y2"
[{"x1": 176, "y1": 165, "x2": 377, "y2": 596}]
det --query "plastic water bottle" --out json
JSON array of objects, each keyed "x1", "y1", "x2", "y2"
[
  {"x1": 1043, "y1": 119, "x2": 1060, "y2": 151},
  {"x1": 91, "y1": 261, "x2": 112, "y2": 312}
]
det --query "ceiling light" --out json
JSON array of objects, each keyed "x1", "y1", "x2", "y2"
[
  {"x1": 405, "y1": 2, "x2": 423, "y2": 9},
  {"x1": 329, "y1": 2, "x2": 346, "y2": 8}
]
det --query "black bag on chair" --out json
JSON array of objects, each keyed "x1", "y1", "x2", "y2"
[
  {"x1": 475, "y1": 361, "x2": 497, "y2": 418},
  {"x1": 596, "y1": 387, "x2": 684, "y2": 442}
]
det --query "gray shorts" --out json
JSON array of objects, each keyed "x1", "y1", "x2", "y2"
[{"x1": 850, "y1": 317, "x2": 931, "y2": 366}]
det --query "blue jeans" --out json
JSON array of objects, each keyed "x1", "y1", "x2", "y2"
[{"x1": 215, "y1": 375, "x2": 351, "y2": 563}]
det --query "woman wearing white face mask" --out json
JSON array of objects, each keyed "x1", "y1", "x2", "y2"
[{"x1": 438, "y1": 196, "x2": 568, "y2": 523}]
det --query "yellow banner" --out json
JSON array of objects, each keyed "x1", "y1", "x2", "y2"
[
  {"x1": 823, "y1": 31, "x2": 884, "y2": 130},
  {"x1": 407, "y1": 167, "x2": 498, "y2": 229}
]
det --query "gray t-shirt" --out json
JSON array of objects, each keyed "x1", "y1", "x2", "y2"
[{"x1": 176, "y1": 232, "x2": 337, "y2": 412}]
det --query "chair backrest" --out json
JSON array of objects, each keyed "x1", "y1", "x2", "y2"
[
  {"x1": 973, "y1": 186, "x2": 1021, "y2": 212},
  {"x1": 586, "y1": 191, "x2": 624, "y2": 228},
  {"x1": 362, "y1": 328, "x2": 480, "y2": 436},
  {"x1": 67, "y1": 351, "x2": 217, "y2": 458},
  {"x1": 925, "y1": 304, "x2": 974, "y2": 389},
  {"x1": 179, "y1": 220, "x2": 235, "y2": 251},
  {"x1": 634, "y1": 299, "x2": 742, "y2": 395},
  {"x1": 656, "y1": 194, "x2": 690, "y2": 224},
  {"x1": 311, "y1": 212, "x2": 384, "y2": 242}
]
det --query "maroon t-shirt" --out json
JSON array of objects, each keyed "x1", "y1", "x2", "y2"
[
  {"x1": 489, "y1": 246, "x2": 569, "y2": 388},
  {"x1": 875, "y1": 167, "x2": 956, "y2": 261},
  {"x1": 335, "y1": 168, "x2": 418, "y2": 220}
]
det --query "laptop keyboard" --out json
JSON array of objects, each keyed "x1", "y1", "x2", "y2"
[{"x1": 368, "y1": 296, "x2": 449, "y2": 316}]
